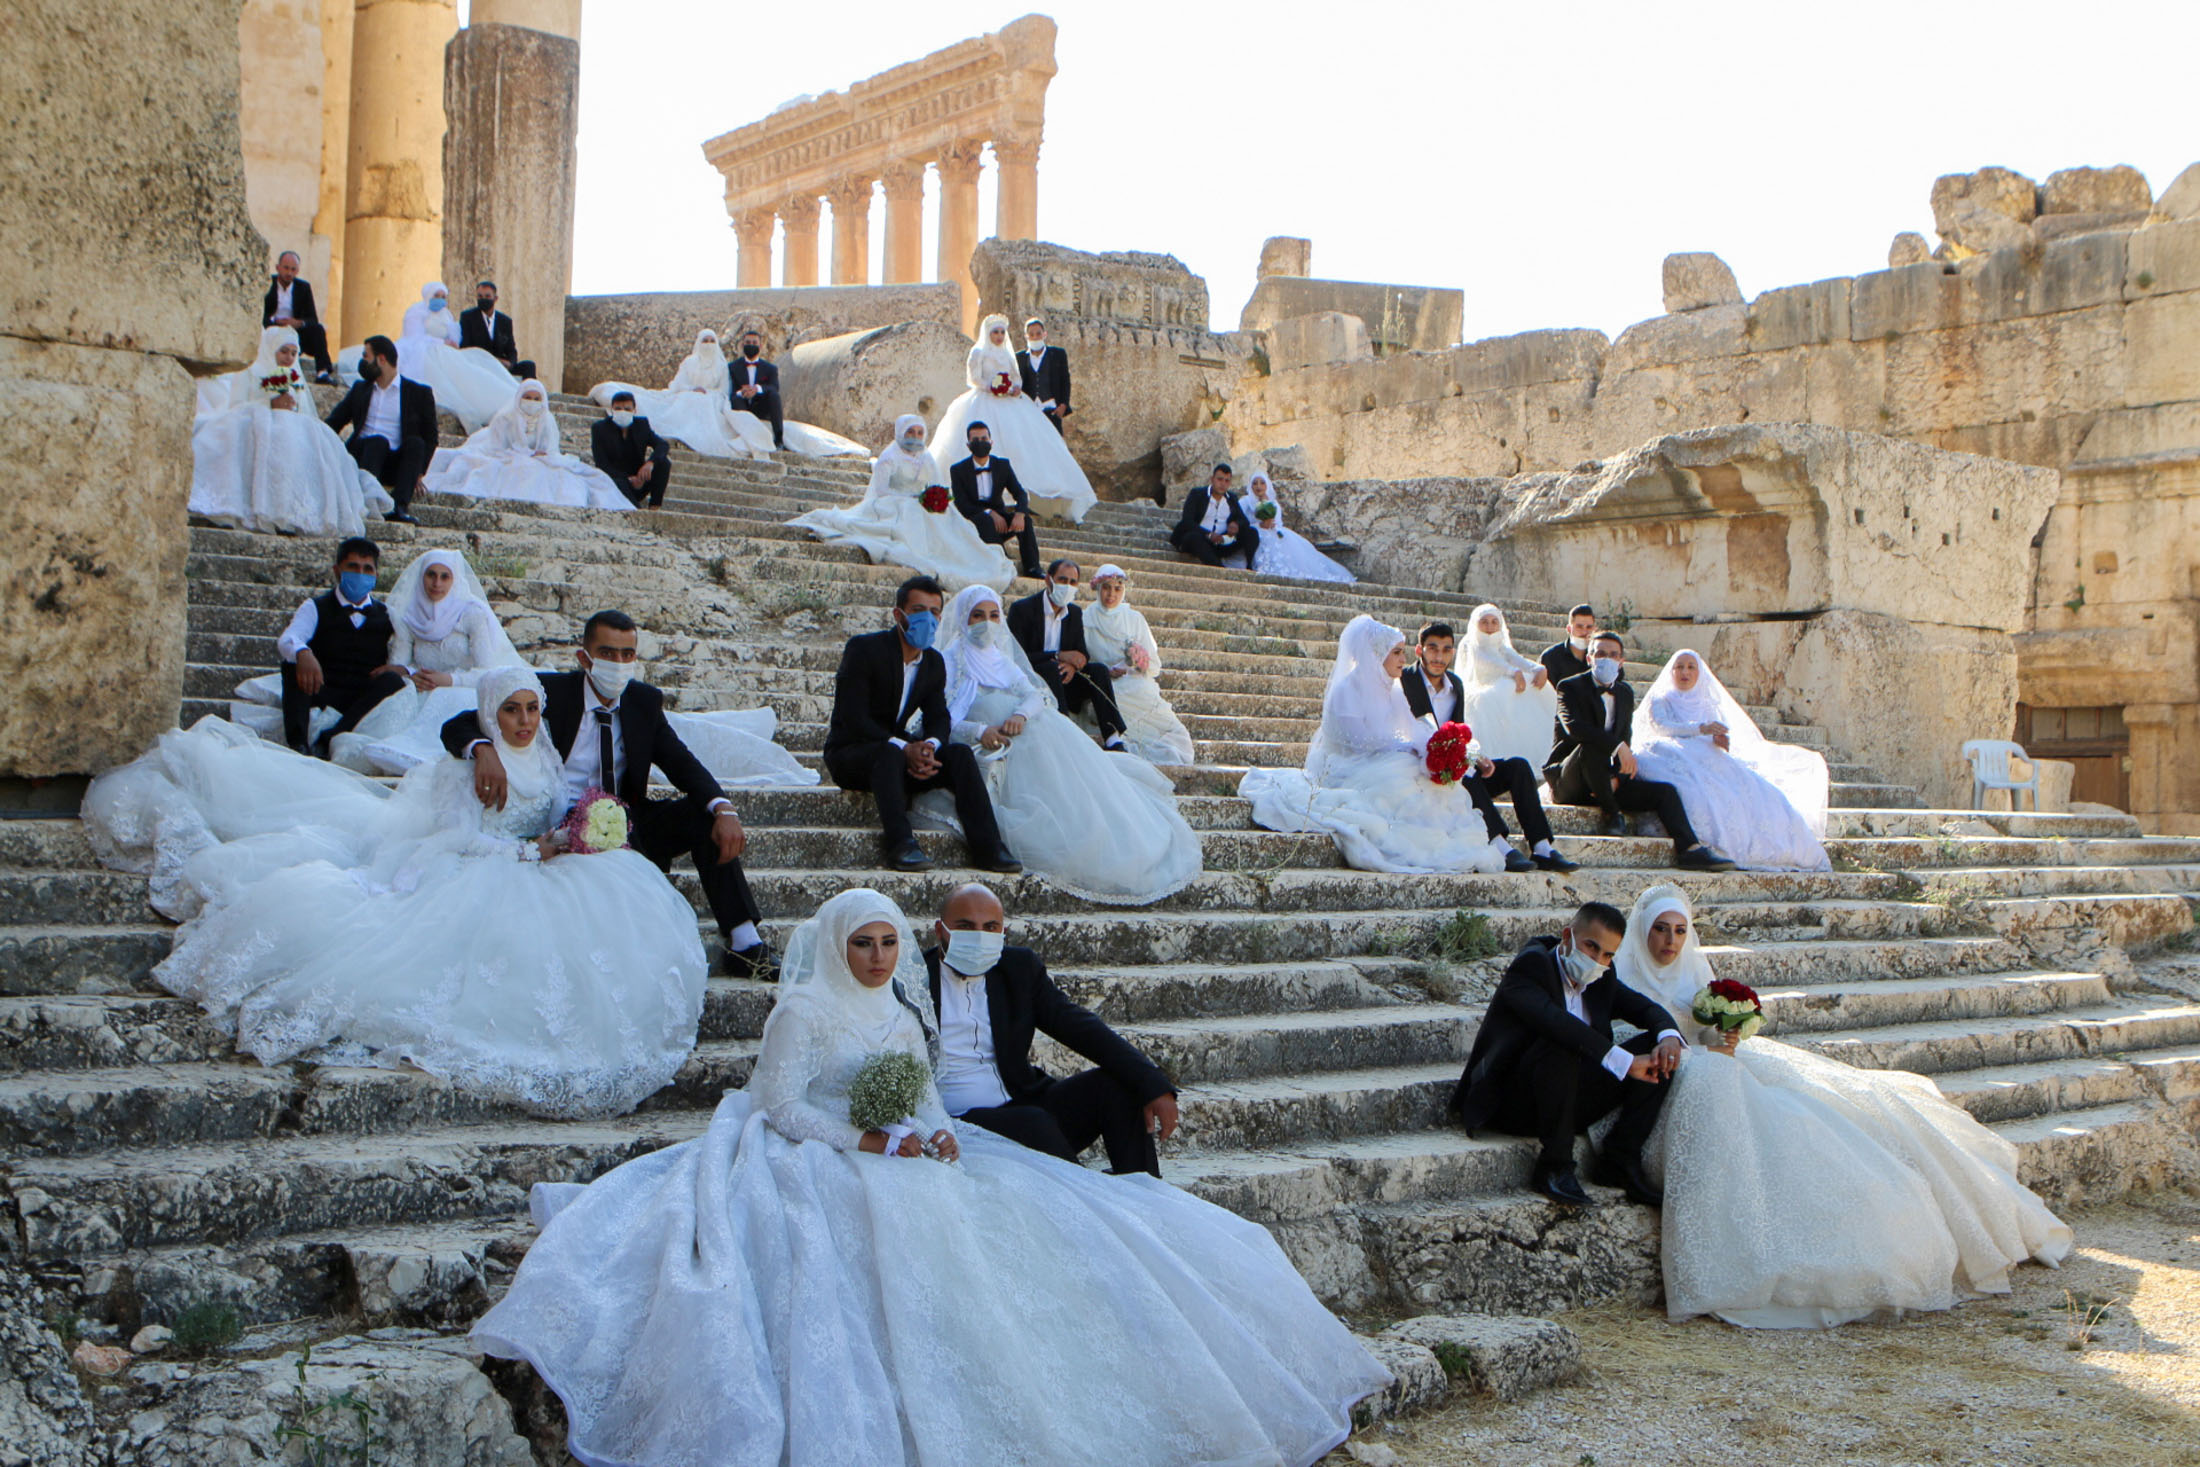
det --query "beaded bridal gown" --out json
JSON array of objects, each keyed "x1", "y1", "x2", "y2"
[
  {"x1": 1456, "y1": 604, "x2": 1558, "y2": 768},
  {"x1": 1618, "y1": 887, "x2": 2073, "y2": 1328},
  {"x1": 81, "y1": 671, "x2": 706, "y2": 1119},
  {"x1": 927, "y1": 315, "x2": 1097, "y2": 522},
  {"x1": 473, "y1": 890, "x2": 1391, "y2": 1467}
]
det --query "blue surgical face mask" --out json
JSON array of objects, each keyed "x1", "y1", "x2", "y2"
[
  {"x1": 900, "y1": 608, "x2": 938, "y2": 650},
  {"x1": 338, "y1": 570, "x2": 376, "y2": 603},
  {"x1": 429, "y1": 296, "x2": 448, "y2": 312},
  {"x1": 1592, "y1": 657, "x2": 1622, "y2": 685}
]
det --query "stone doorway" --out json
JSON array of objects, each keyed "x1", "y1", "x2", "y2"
[{"x1": 2017, "y1": 704, "x2": 2132, "y2": 810}]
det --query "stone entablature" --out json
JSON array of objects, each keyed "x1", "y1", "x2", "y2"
[{"x1": 701, "y1": 15, "x2": 1056, "y2": 323}]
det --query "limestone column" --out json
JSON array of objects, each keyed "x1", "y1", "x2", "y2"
[
  {"x1": 344, "y1": 0, "x2": 459, "y2": 345},
  {"x1": 469, "y1": 0, "x2": 581, "y2": 31},
  {"x1": 315, "y1": 0, "x2": 356, "y2": 341},
  {"x1": 993, "y1": 136, "x2": 1040, "y2": 241},
  {"x1": 735, "y1": 209, "x2": 775, "y2": 288},
  {"x1": 828, "y1": 177, "x2": 873, "y2": 286},
  {"x1": 880, "y1": 160, "x2": 925, "y2": 285},
  {"x1": 442, "y1": 19, "x2": 581, "y2": 389},
  {"x1": 936, "y1": 141, "x2": 984, "y2": 333},
  {"x1": 779, "y1": 195, "x2": 820, "y2": 288}
]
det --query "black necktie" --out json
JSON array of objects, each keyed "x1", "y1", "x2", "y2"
[{"x1": 595, "y1": 707, "x2": 616, "y2": 791}]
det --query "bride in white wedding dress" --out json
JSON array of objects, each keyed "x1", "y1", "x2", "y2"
[
  {"x1": 1079, "y1": 565, "x2": 1195, "y2": 766},
  {"x1": 1240, "y1": 615, "x2": 1508, "y2": 875},
  {"x1": 422, "y1": 379, "x2": 632, "y2": 511},
  {"x1": 1619, "y1": 885, "x2": 2073, "y2": 1328},
  {"x1": 472, "y1": 887, "x2": 1391, "y2": 1467},
  {"x1": 81, "y1": 668, "x2": 707, "y2": 1118},
  {"x1": 1457, "y1": 603, "x2": 1557, "y2": 768},
  {"x1": 337, "y1": 281, "x2": 518, "y2": 432},
  {"x1": 927, "y1": 314, "x2": 1098, "y2": 522},
  {"x1": 789, "y1": 413, "x2": 1017, "y2": 591},
  {"x1": 918, "y1": 585, "x2": 1202, "y2": 904},
  {"x1": 1238, "y1": 473, "x2": 1355, "y2": 583},
  {"x1": 1631, "y1": 650, "x2": 1830, "y2": 872},
  {"x1": 191, "y1": 326, "x2": 392, "y2": 535},
  {"x1": 587, "y1": 328, "x2": 866, "y2": 460}
]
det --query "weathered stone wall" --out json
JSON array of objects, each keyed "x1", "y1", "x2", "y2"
[
  {"x1": 1240, "y1": 276, "x2": 1464, "y2": 355},
  {"x1": 1, "y1": 0, "x2": 265, "y2": 780},
  {"x1": 972, "y1": 238, "x2": 1251, "y2": 500},
  {"x1": 561, "y1": 283, "x2": 962, "y2": 395},
  {"x1": 442, "y1": 21, "x2": 580, "y2": 390},
  {"x1": 783, "y1": 321, "x2": 972, "y2": 450}
]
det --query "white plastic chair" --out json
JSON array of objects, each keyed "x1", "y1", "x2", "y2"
[{"x1": 1962, "y1": 739, "x2": 2040, "y2": 811}]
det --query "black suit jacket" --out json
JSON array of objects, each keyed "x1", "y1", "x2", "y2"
[
  {"x1": 591, "y1": 415, "x2": 669, "y2": 479},
  {"x1": 437, "y1": 671, "x2": 725, "y2": 811},
  {"x1": 1398, "y1": 664, "x2": 1467, "y2": 725},
  {"x1": 1554, "y1": 670, "x2": 1636, "y2": 769},
  {"x1": 263, "y1": 276, "x2": 320, "y2": 327},
  {"x1": 1017, "y1": 344, "x2": 1071, "y2": 413},
  {"x1": 924, "y1": 946, "x2": 1172, "y2": 1107},
  {"x1": 459, "y1": 307, "x2": 520, "y2": 366},
  {"x1": 728, "y1": 356, "x2": 779, "y2": 405},
  {"x1": 1174, "y1": 487, "x2": 1251, "y2": 544},
  {"x1": 1540, "y1": 642, "x2": 1593, "y2": 767},
  {"x1": 325, "y1": 376, "x2": 438, "y2": 447},
  {"x1": 949, "y1": 455, "x2": 1030, "y2": 529},
  {"x1": 1452, "y1": 935, "x2": 1675, "y2": 1130},
  {"x1": 822, "y1": 627, "x2": 954, "y2": 762},
  {"x1": 1006, "y1": 591, "x2": 1087, "y2": 670}
]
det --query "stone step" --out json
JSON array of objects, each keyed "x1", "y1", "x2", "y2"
[
  {"x1": 1793, "y1": 999, "x2": 2200, "y2": 1077},
  {"x1": 0, "y1": 994, "x2": 229, "y2": 1072},
  {"x1": 1992, "y1": 1097, "x2": 2200, "y2": 1208},
  {"x1": 1108, "y1": 1004, "x2": 1474, "y2": 1087},
  {"x1": 1934, "y1": 1052, "x2": 2171, "y2": 1125},
  {"x1": 1833, "y1": 837, "x2": 2200, "y2": 871},
  {"x1": 1170, "y1": 1061, "x2": 1460, "y2": 1154},
  {"x1": 1753, "y1": 970, "x2": 2112, "y2": 1035},
  {"x1": 0, "y1": 925, "x2": 174, "y2": 998}
]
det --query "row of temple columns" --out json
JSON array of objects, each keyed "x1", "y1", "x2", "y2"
[{"x1": 732, "y1": 139, "x2": 1039, "y2": 320}]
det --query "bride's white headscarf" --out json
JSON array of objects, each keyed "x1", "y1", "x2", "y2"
[
  {"x1": 939, "y1": 584, "x2": 1044, "y2": 724},
  {"x1": 1081, "y1": 563, "x2": 1158, "y2": 667},
  {"x1": 473, "y1": 665, "x2": 563, "y2": 809},
  {"x1": 868, "y1": 412, "x2": 937, "y2": 499},
  {"x1": 232, "y1": 325, "x2": 306, "y2": 410},
  {"x1": 670, "y1": 328, "x2": 731, "y2": 394},
  {"x1": 1612, "y1": 883, "x2": 1715, "y2": 1033},
  {"x1": 979, "y1": 313, "x2": 1012, "y2": 348},
  {"x1": 387, "y1": 548, "x2": 517, "y2": 662},
  {"x1": 769, "y1": 887, "x2": 938, "y2": 1052},
  {"x1": 1641, "y1": 649, "x2": 1830, "y2": 836},
  {"x1": 1461, "y1": 603, "x2": 1532, "y2": 687},
  {"x1": 484, "y1": 379, "x2": 561, "y2": 456},
  {"x1": 1308, "y1": 614, "x2": 1423, "y2": 781}
]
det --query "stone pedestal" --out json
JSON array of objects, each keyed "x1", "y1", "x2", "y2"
[
  {"x1": 1, "y1": 0, "x2": 265, "y2": 779},
  {"x1": 344, "y1": 0, "x2": 458, "y2": 344},
  {"x1": 993, "y1": 138, "x2": 1039, "y2": 240},
  {"x1": 441, "y1": 21, "x2": 580, "y2": 390},
  {"x1": 828, "y1": 178, "x2": 872, "y2": 286},
  {"x1": 937, "y1": 143, "x2": 984, "y2": 333},
  {"x1": 735, "y1": 209, "x2": 775, "y2": 288},
  {"x1": 780, "y1": 195, "x2": 819, "y2": 288},
  {"x1": 881, "y1": 162, "x2": 925, "y2": 284}
]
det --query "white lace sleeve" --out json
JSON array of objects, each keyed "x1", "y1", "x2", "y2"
[
  {"x1": 752, "y1": 1003, "x2": 867, "y2": 1151},
  {"x1": 1647, "y1": 691, "x2": 1708, "y2": 739},
  {"x1": 388, "y1": 618, "x2": 417, "y2": 671},
  {"x1": 964, "y1": 345, "x2": 991, "y2": 391}
]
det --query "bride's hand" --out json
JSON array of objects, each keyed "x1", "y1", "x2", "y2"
[
  {"x1": 1711, "y1": 1029, "x2": 1742, "y2": 1056},
  {"x1": 1001, "y1": 715, "x2": 1026, "y2": 737},
  {"x1": 928, "y1": 1130, "x2": 960, "y2": 1163},
  {"x1": 1511, "y1": 670, "x2": 1527, "y2": 693},
  {"x1": 536, "y1": 830, "x2": 563, "y2": 862}
]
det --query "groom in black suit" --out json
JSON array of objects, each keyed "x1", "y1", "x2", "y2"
[
  {"x1": 949, "y1": 420, "x2": 1043, "y2": 578},
  {"x1": 440, "y1": 609, "x2": 776, "y2": 979},
  {"x1": 822, "y1": 575, "x2": 1018, "y2": 874},
  {"x1": 1007, "y1": 559, "x2": 1127, "y2": 751},
  {"x1": 926, "y1": 883, "x2": 1176, "y2": 1176},
  {"x1": 1399, "y1": 621, "x2": 1576, "y2": 875},
  {"x1": 1548, "y1": 632, "x2": 1733, "y2": 871},
  {"x1": 1452, "y1": 901, "x2": 1683, "y2": 1207},
  {"x1": 458, "y1": 280, "x2": 534, "y2": 379},
  {"x1": 1170, "y1": 465, "x2": 1257, "y2": 568},
  {"x1": 263, "y1": 250, "x2": 333, "y2": 380},
  {"x1": 1017, "y1": 317, "x2": 1071, "y2": 435},
  {"x1": 728, "y1": 329, "x2": 784, "y2": 450},
  {"x1": 1538, "y1": 604, "x2": 1597, "y2": 773},
  {"x1": 324, "y1": 334, "x2": 436, "y2": 523}
]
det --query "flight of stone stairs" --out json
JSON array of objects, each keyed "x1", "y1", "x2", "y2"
[{"x1": 7, "y1": 392, "x2": 2200, "y2": 1439}]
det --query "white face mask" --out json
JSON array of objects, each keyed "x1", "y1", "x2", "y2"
[
  {"x1": 943, "y1": 928, "x2": 1005, "y2": 975},
  {"x1": 1556, "y1": 935, "x2": 1601, "y2": 989},
  {"x1": 610, "y1": 409, "x2": 634, "y2": 428},
  {"x1": 519, "y1": 396, "x2": 546, "y2": 417},
  {"x1": 901, "y1": 435, "x2": 925, "y2": 454},
  {"x1": 968, "y1": 619, "x2": 1006, "y2": 649},
  {"x1": 1046, "y1": 581, "x2": 1075, "y2": 608},
  {"x1": 1569, "y1": 635, "x2": 1591, "y2": 652},
  {"x1": 584, "y1": 653, "x2": 639, "y2": 705},
  {"x1": 1592, "y1": 657, "x2": 1622, "y2": 685}
]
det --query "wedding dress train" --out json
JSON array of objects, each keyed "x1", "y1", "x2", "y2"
[
  {"x1": 588, "y1": 329, "x2": 866, "y2": 460},
  {"x1": 337, "y1": 282, "x2": 519, "y2": 432},
  {"x1": 472, "y1": 890, "x2": 1391, "y2": 1467},
  {"x1": 422, "y1": 379, "x2": 631, "y2": 511},
  {"x1": 1239, "y1": 474, "x2": 1355, "y2": 583},
  {"x1": 1630, "y1": 650, "x2": 1830, "y2": 872}
]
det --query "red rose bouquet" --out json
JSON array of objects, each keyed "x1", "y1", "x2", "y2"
[
  {"x1": 1425, "y1": 721, "x2": 1473, "y2": 784},
  {"x1": 1691, "y1": 977, "x2": 1764, "y2": 1041},
  {"x1": 920, "y1": 485, "x2": 951, "y2": 514},
  {"x1": 561, "y1": 788, "x2": 631, "y2": 855},
  {"x1": 989, "y1": 371, "x2": 1015, "y2": 397}
]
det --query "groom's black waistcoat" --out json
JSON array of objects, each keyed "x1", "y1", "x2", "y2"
[
  {"x1": 438, "y1": 669, "x2": 725, "y2": 811},
  {"x1": 1451, "y1": 935, "x2": 1673, "y2": 1131},
  {"x1": 306, "y1": 591, "x2": 393, "y2": 690},
  {"x1": 923, "y1": 946, "x2": 1173, "y2": 1107}
]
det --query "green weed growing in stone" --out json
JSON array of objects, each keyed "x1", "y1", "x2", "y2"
[
  {"x1": 42, "y1": 1306, "x2": 82, "y2": 1347},
  {"x1": 2061, "y1": 1289, "x2": 2113, "y2": 1352},
  {"x1": 474, "y1": 554, "x2": 529, "y2": 582},
  {"x1": 276, "y1": 1343, "x2": 389, "y2": 1467},
  {"x1": 169, "y1": 1299, "x2": 242, "y2": 1356},
  {"x1": 1920, "y1": 876, "x2": 1994, "y2": 937},
  {"x1": 1430, "y1": 911, "x2": 1503, "y2": 964},
  {"x1": 1429, "y1": 1339, "x2": 1475, "y2": 1380}
]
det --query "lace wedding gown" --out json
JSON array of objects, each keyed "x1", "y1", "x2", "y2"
[
  {"x1": 473, "y1": 890, "x2": 1390, "y2": 1467},
  {"x1": 191, "y1": 327, "x2": 393, "y2": 536},
  {"x1": 1080, "y1": 589, "x2": 1195, "y2": 766},
  {"x1": 1241, "y1": 615, "x2": 1508, "y2": 875},
  {"x1": 81, "y1": 713, "x2": 707, "y2": 1119},
  {"x1": 1618, "y1": 888, "x2": 2073, "y2": 1328},
  {"x1": 788, "y1": 417, "x2": 1018, "y2": 591},
  {"x1": 1457, "y1": 604, "x2": 1558, "y2": 767},
  {"x1": 927, "y1": 318, "x2": 1098, "y2": 522},
  {"x1": 423, "y1": 391, "x2": 632, "y2": 511},
  {"x1": 1239, "y1": 479, "x2": 1355, "y2": 583},
  {"x1": 1630, "y1": 651, "x2": 1830, "y2": 872}
]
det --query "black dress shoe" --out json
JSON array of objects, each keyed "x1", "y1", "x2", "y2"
[
  {"x1": 1592, "y1": 1154, "x2": 1665, "y2": 1207},
  {"x1": 1676, "y1": 845, "x2": 1738, "y2": 872},
  {"x1": 1599, "y1": 815, "x2": 1628, "y2": 839},
  {"x1": 885, "y1": 838, "x2": 931, "y2": 872},
  {"x1": 976, "y1": 847, "x2": 1023, "y2": 875},
  {"x1": 1532, "y1": 850, "x2": 1580, "y2": 873},
  {"x1": 1021, "y1": 564, "x2": 1046, "y2": 580},
  {"x1": 1502, "y1": 846, "x2": 1534, "y2": 873},
  {"x1": 720, "y1": 943, "x2": 779, "y2": 981},
  {"x1": 384, "y1": 510, "x2": 418, "y2": 524},
  {"x1": 1532, "y1": 1166, "x2": 1594, "y2": 1208}
]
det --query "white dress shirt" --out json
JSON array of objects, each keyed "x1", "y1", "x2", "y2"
[
  {"x1": 1041, "y1": 599, "x2": 1067, "y2": 653},
  {"x1": 935, "y1": 962, "x2": 1013, "y2": 1115},
  {"x1": 1199, "y1": 492, "x2": 1235, "y2": 536},
  {"x1": 886, "y1": 656, "x2": 930, "y2": 752},
  {"x1": 971, "y1": 458, "x2": 998, "y2": 505},
  {"x1": 1424, "y1": 671, "x2": 1457, "y2": 724},
  {"x1": 361, "y1": 376, "x2": 404, "y2": 445},
  {"x1": 1026, "y1": 346, "x2": 1052, "y2": 409},
  {"x1": 1561, "y1": 966, "x2": 1681, "y2": 1080},
  {"x1": 274, "y1": 280, "x2": 294, "y2": 319},
  {"x1": 1602, "y1": 688, "x2": 1618, "y2": 731},
  {"x1": 560, "y1": 689, "x2": 626, "y2": 806},
  {"x1": 276, "y1": 592, "x2": 376, "y2": 662}
]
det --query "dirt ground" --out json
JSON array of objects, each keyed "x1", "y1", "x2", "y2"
[{"x1": 1344, "y1": 1189, "x2": 2200, "y2": 1467}]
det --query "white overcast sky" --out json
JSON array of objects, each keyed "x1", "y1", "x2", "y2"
[{"x1": 471, "y1": 0, "x2": 2200, "y2": 342}]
